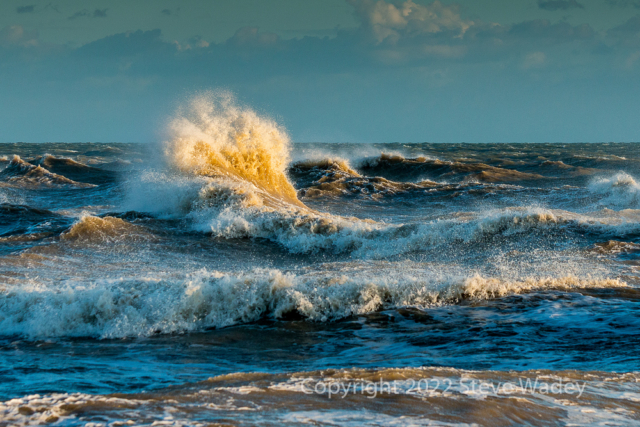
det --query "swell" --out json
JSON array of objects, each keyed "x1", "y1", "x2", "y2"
[
  {"x1": 60, "y1": 215, "x2": 154, "y2": 245},
  {"x1": 289, "y1": 157, "x2": 362, "y2": 188},
  {"x1": 32, "y1": 155, "x2": 117, "y2": 185},
  {"x1": 288, "y1": 152, "x2": 620, "y2": 192},
  {"x1": 289, "y1": 157, "x2": 549, "y2": 200},
  {"x1": 129, "y1": 169, "x2": 640, "y2": 257},
  {"x1": 131, "y1": 166, "x2": 640, "y2": 258},
  {"x1": 290, "y1": 157, "x2": 438, "y2": 198},
  {"x1": 356, "y1": 153, "x2": 546, "y2": 183},
  {"x1": 0, "y1": 268, "x2": 625, "y2": 338},
  {"x1": 0, "y1": 204, "x2": 70, "y2": 238},
  {"x1": 299, "y1": 176, "x2": 438, "y2": 198},
  {"x1": 0, "y1": 156, "x2": 96, "y2": 189}
]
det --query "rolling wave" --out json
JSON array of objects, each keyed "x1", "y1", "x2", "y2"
[
  {"x1": 0, "y1": 204, "x2": 69, "y2": 238},
  {"x1": 356, "y1": 153, "x2": 546, "y2": 183},
  {"x1": 32, "y1": 155, "x2": 117, "y2": 185},
  {"x1": 61, "y1": 215, "x2": 154, "y2": 245},
  {"x1": 589, "y1": 172, "x2": 640, "y2": 208},
  {"x1": 291, "y1": 157, "x2": 438, "y2": 198},
  {"x1": 0, "y1": 268, "x2": 624, "y2": 338},
  {"x1": 0, "y1": 156, "x2": 95, "y2": 189}
]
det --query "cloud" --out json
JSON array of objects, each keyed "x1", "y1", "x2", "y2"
[
  {"x1": 68, "y1": 10, "x2": 89, "y2": 19},
  {"x1": 69, "y1": 8, "x2": 108, "y2": 20},
  {"x1": 16, "y1": 5, "x2": 35, "y2": 13},
  {"x1": 608, "y1": 15, "x2": 640, "y2": 46},
  {"x1": 609, "y1": 15, "x2": 640, "y2": 36},
  {"x1": 522, "y1": 51, "x2": 546, "y2": 68},
  {"x1": 0, "y1": 25, "x2": 38, "y2": 48},
  {"x1": 348, "y1": 0, "x2": 474, "y2": 44},
  {"x1": 74, "y1": 29, "x2": 168, "y2": 57},
  {"x1": 537, "y1": 0, "x2": 584, "y2": 11},
  {"x1": 341, "y1": 0, "x2": 595, "y2": 67},
  {"x1": 606, "y1": 0, "x2": 640, "y2": 8},
  {"x1": 2, "y1": 3, "x2": 640, "y2": 143},
  {"x1": 227, "y1": 27, "x2": 279, "y2": 47},
  {"x1": 508, "y1": 19, "x2": 594, "y2": 40},
  {"x1": 44, "y1": 3, "x2": 60, "y2": 13},
  {"x1": 161, "y1": 7, "x2": 180, "y2": 17},
  {"x1": 625, "y1": 50, "x2": 640, "y2": 68},
  {"x1": 173, "y1": 36, "x2": 210, "y2": 50}
]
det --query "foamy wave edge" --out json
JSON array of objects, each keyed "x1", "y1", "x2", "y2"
[
  {"x1": 125, "y1": 171, "x2": 640, "y2": 258},
  {"x1": 0, "y1": 269, "x2": 625, "y2": 339}
]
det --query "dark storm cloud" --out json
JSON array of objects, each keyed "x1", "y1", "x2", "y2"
[
  {"x1": 69, "y1": 8, "x2": 108, "y2": 20},
  {"x1": 538, "y1": 0, "x2": 584, "y2": 11},
  {"x1": 16, "y1": 5, "x2": 35, "y2": 13}
]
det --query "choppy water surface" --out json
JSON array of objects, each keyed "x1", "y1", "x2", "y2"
[{"x1": 1, "y1": 101, "x2": 640, "y2": 426}]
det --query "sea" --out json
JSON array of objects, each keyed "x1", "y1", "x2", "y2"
[{"x1": 1, "y1": 96, "x2": 640, "y2": 426}]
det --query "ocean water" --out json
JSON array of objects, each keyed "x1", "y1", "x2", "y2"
[{"x1": 1, "y1": 97, "x2": 640, "y2": 425}]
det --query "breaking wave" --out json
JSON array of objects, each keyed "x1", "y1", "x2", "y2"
[
  {"x1": 591, "y1": 240, "x2": 640, "y2": 254},
  {"x1": 299, "y1": 176, "x2": 438, "y2": 199},
  {"x1": 292, "y1": 158, "x2": 360, "y2": 178},
  {"x1": 0, "y1": 268, "x2": 625, "y2": 338},
  {"x1": 589, "y1": 172, "x2": 640, "y2": 208},
  {"x1": 129, "y1": 167, "x2": 640, "y2": 258},
  {"x1": 164, "y1": 92, "x2": 304, "y2": 209},
  {"x1": 32, "y1": 155, "x2": 117, "y2": 185},
  {"x1": 122, "y1": 96, "x2": 640, "y2": 259},
  {"x1": 61, "y1": 215, "x2": 154, "y2": 245},
  {"x1": 0, "y1": 156, "x2": 95, "y2": 189},
  {"x1": 290, "y1": 157, "x2": 438, "y2": 198}
]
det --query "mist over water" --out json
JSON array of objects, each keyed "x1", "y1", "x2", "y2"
[{"x1": 1, "y1": 96, "x2": 640, "y2": 425}]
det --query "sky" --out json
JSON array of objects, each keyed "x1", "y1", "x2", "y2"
[{"x1": 0, "y1": 0, "x2": 639, "y2": 143}]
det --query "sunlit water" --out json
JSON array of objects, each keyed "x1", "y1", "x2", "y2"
[{"x1": 2, "y1": 128, "x2": 640, "y2": 424}]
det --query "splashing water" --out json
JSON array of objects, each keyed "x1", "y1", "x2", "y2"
[{"x1": 164, "y1": 92, "x2": 305, "y2": 208}]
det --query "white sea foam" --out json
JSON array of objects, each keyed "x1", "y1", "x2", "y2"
[
  {"x1": 0, "y1": 268, "x2": 625, "y2": 339},
  {"x1": 126, "y1": 169, "x2": 640, "y2": 257},
  {"x1": 589, "y1": 172, "x2": 640, "y2": 208}
]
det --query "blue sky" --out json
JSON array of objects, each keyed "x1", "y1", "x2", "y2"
[{"x1": 1, "y1": 0, "x2": 639, "y2": 142}]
